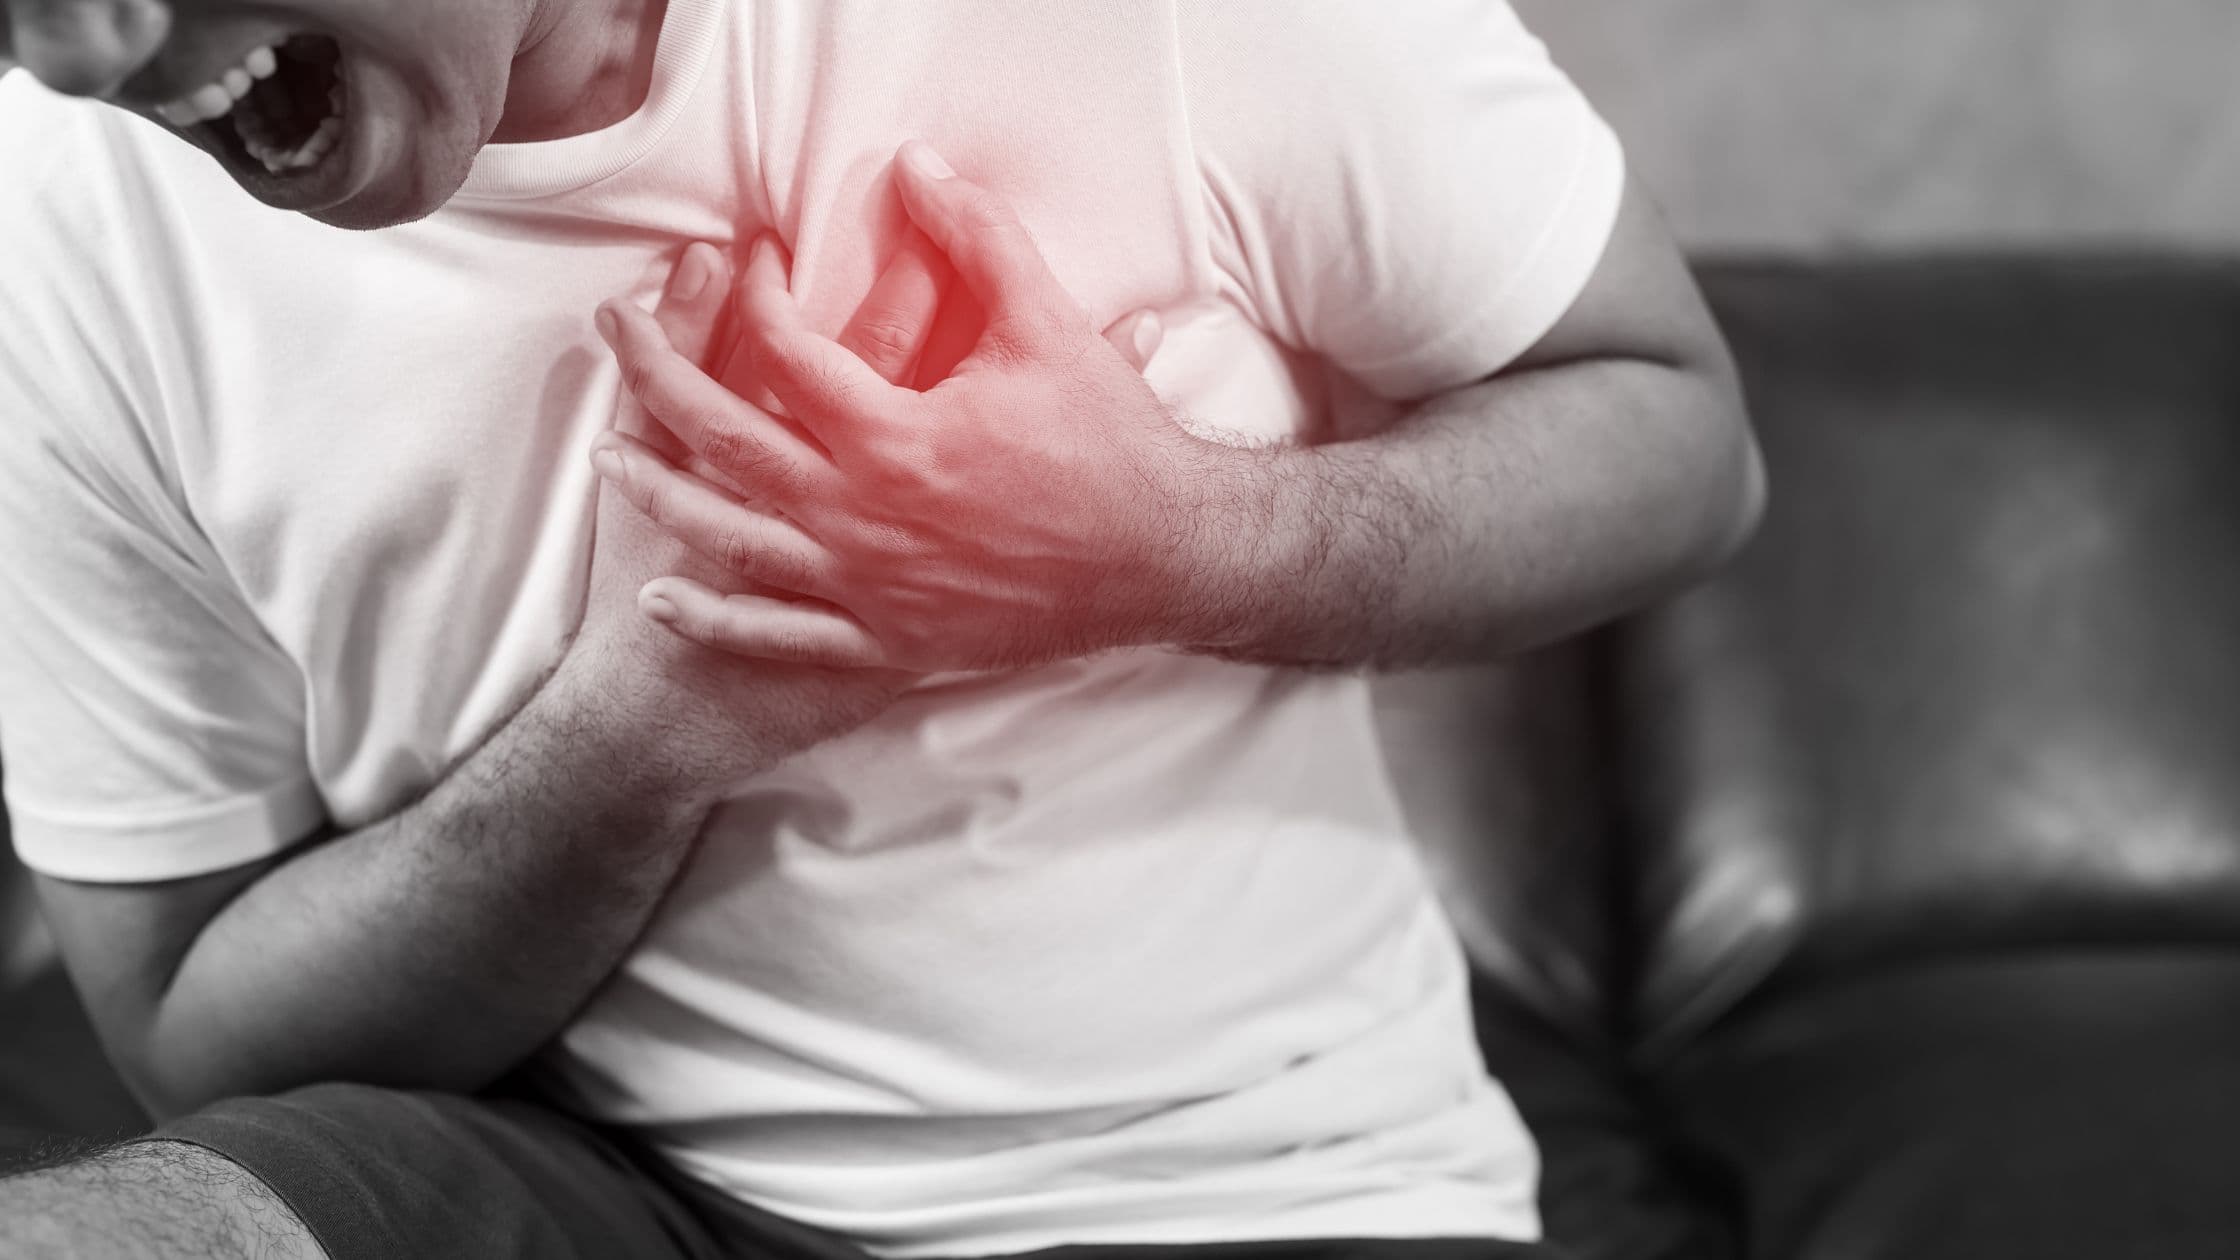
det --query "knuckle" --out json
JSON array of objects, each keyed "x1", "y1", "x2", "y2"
[
  {"x1": 677, "y1": 403, "x2": 730, "y2": 439},
  {"x1": 767, "y1": 548, "x2": 816, "y2": 593},
  {"x1": 698, "y1": 425, "x2": 751, "y2": 472},
  {"x1": 851, "y1": 317, "x2": 918, "y2": 367},
  {"x1": 759, "y1": 337, "x2": 810, "y2": 384},
  {"x1": 803, "y1": 356, "x2": 861, "y2": 412},
  {"x1": 742, "y1": 445, "x2": 802, "y2": 497},
  {"x1": 765, "y1": 624, "x2": 820, "y2": 662},
  {"x1": 712, "y1": 527, "x2": 758, "y2": 574},
  {"x1": 980, "y1": 324, "x2": 1041, "y2": 366}
]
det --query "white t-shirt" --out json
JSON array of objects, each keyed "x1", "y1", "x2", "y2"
[{"x1": 0, "y1": 3, "x2": 1623, "y2": 1254}]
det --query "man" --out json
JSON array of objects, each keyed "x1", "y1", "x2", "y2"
[{"x1": 0, "y1": 1, "x2": 1760, "y2": 1257}]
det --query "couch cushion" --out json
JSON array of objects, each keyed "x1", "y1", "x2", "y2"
[
  {"x1": 1621, "y1": 258, "x2": 2240, "y2": 1056},
  {"x1": 1659, "y1": 950, "x2": 2240, "y2": 1260},
  {"x1": 0, "y1": 805, "x2": 147, "y2": 1144},
  {"x1": 1470, "y1": 977, "x2": 1736, "y2": 1260}
]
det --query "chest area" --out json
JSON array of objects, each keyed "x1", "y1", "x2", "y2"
[{"x1": 154, "y1": 11, "x2": 1217, "y2": 805}]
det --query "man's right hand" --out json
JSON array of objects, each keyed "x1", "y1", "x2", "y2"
[
  {"x1": 585, "y1": 222, "x2": 1166, "y2": 681},
  {"x1": 561, "y1": 238, "x2": 944, "y2": 799}
]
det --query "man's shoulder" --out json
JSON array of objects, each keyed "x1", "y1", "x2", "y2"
[
  {"x1": 0, "y1": 71, "x2": 101, "y2": 237},
  {"x1": 1, "y1": 71, "x2": 257, "y2": 263},
  {"x1": 0, "y1": 73, "x2": 167, "y2": 312},
  {"x1": 0, "y1": 76, "x2": 182, "y2": 490}
]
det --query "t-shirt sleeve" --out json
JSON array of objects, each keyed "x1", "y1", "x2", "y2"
[
  {"x1": 0, "y1": 108, "x2": 323, "y2": 882},
  {"x1": 1175, "y1": 0, "x2": 1626, "y2": 400}
]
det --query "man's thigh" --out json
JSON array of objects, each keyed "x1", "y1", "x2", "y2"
[
  {"x1": 138, "y1": 1082, "x2": 723, "y2": 1260},
  {"x1": 9, "y1": 1084, "x2": 1568, "y2": 1260},
  {"x1": 1, "y1": 1137, "x2": 320, "y2": 1259},
  {"x1": 1007, "y1": 1241, "x2": 1563, "y2": 1260}
]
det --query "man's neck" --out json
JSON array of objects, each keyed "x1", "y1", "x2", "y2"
[{"x1": 493, "y1": 0, "x2": 668, "y2": 144}]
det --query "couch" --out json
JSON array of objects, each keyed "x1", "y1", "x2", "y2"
[{"x1": 8, "y1": 257, "x2": 2240, "y2": 1257}]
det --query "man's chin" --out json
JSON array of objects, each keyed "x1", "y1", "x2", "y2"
[
  {"x1": 276, "y1": 151, "x2": 468, "y2": 231},
  {"x1": 298, "y1": 187, "x2": 446, "y2": 231}
]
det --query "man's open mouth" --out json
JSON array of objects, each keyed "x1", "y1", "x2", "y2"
[{"x1": 156, "y1": 35, "x2": 348, "y2": 178}]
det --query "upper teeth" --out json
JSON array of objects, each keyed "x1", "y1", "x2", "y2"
[{"x1": 153, "y1": 45, "x2": 278, "y2": 127}]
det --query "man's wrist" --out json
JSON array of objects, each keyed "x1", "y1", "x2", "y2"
[
  {"x1": 531, "y1": 634, "x2": 720, "y2": 825},
  {"x1": 1132, "y1": 434, "x2": 1296, "y2": 655},
  {"x1": 1149, "y1": 435, "x2": 1432, "y2": 667}
]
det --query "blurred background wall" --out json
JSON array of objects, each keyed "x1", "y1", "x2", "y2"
[{"x1": 1516, "y1": 0, "x2": 2240, "y2": 256}]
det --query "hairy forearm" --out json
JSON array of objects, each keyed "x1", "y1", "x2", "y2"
[
  {"x1": 129, "y1": 654, "x2": 721, "y2": 1116},
  {"x1": 1181, "y1": 354, "x2": 1760, "y2": 670}
]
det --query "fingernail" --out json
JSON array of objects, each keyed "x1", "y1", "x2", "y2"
[
  {"x1": 595, "y1": 305, "x2": 619, "y2": 343},
  {"x1": 590, "y1": 443, "x2": 625, "y2": 482},
  {"x1": 673, "y1": 245, "x2": 711, "y2": 301},
  {"x1": 902, "y1": 140, "x2": 953, "y2": 180},
  {"x1": 641, "y1": 592, "x2": 679, "y2": 624}
]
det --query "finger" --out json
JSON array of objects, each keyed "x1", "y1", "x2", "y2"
[
  {"x1": 600, "y1": 242, "x2": 731, "y2": 460},
  {"x1": 836, "y1": 227, "x2": 952, "y2": 386},
  {"x1": 597, "y1": 300, "x2": 838, "y2": 505},
  {"x1": 712, "y1": 244, "x2": 785, "y2": 414},
  {"x1": 655, "y1": 242, "x2": 732, "y2": 368},
  {"x1": 591, "y1": 432, "x2": 839, "y2": 595},
  {"x1": 679, "y1": 451, "x2": 755, "y2": 501},
  {"x1": 639, "y1": 580, "x2": 888, "y2": 669},
  {"x1": 1102, "y1": 309, "x2": 1164, "y2": 373},
  {"x1": 891, "y1": 140, "x2": 1073, "y2": 352},
  {"x1": 906, "y1": 286, "x2": 986, "y2": 392},
  {"x1": 737, "y1": 234, "x2": 908, "y2": 434},
  {"x1": 715, "y1": 331, "x2": 787, "y2": 417}
]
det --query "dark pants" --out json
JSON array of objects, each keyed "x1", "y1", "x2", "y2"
[{"x1": 141, "y1": 1083, "x2": 1557, "y2": 1260}]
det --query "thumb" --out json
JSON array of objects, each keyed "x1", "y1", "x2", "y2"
[{"x1": 1102, "y1": 310, "x2": 1164, "y2": 374}]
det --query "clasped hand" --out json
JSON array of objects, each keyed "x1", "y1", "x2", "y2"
[{"x1": 591, "y1": 141, "x2": 1237, "y2": 675}]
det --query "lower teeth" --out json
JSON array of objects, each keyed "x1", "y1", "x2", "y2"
[
  {"x1": 240, "y1": 82, "x2": 346, "y2": 175},
  {"x1": 246, "y1": 114, "x2": 341, "y2": 173}
]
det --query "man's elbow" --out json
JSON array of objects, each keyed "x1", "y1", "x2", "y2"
[
  {"x1": 122, "y1": 1013, "x2": 485, "y2": 1123},
  {"x1": 106, "y1": 1004, "x2": 276, "y2": 1122},
  {"x1": 1619, "y1": 348, "x2": 1763, "y2": 596},
  {"x1": 122, "y1": 1053, "x2": 228, "y2": 1125},
  {"x1": 1696, "y1": 360, "x2": 1766, "y2": 572},
  {"x1": 81, "y1": 1007, "x2": 216, "y2": 1124}
]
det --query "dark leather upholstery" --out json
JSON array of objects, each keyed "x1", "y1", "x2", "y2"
[
  {"x1": 1625, "y1": 259, "x2": 2240, "y2": 1054},
  {"x1": 1661, "y1": 952, "x2": 2240, "y2": 1259},
  {"x1": 1461, "y1": 258, "x2": 2240, "y2": 1259},
  {"x1": 6, "y1": 258, "x2": 2239, "y2": 1255},
  {"x1": 0, "y1": 814, "x2": 145, "y2": 1159}
]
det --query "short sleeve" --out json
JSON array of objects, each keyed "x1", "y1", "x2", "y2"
[
  {"x1": 0, "y1": 88, "x2": 323, "y2": 883},
  {"x1": 1175, "y1": 0, "x2": 1626, "y2": 399}
]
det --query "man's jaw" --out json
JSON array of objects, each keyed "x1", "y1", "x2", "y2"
[{"x1": 148, "y1": 33, "x2": 363, "y2": 214}]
